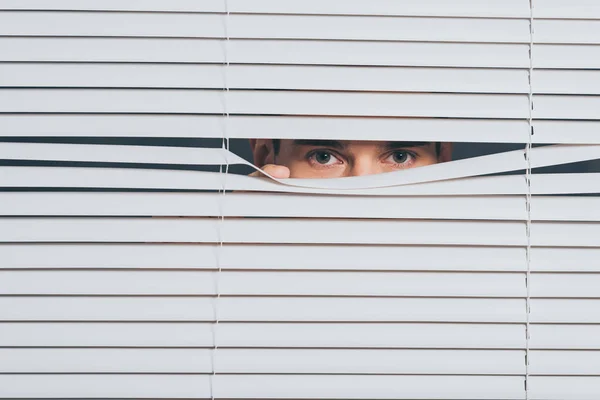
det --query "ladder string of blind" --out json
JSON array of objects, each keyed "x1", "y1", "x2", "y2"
[
  {"x1": 211, "y1": 0, "x2": 231, "y2": 398},
  {"x1": 524, "y1": 0, "x2": 534, "y2": 397}
]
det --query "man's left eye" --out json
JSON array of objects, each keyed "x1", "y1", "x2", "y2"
[{"x1": 386, "y1": 151, "x2": 413, "y2": 164}]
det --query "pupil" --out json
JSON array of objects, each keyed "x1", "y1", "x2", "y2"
[
  {"x1": 316, "y1": 152, "x2": 331, "y2": 164},
  {"x1": 393, "y1": 151, "x2": 408, "y2": 163}
]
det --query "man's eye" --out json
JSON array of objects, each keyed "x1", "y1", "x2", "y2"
[
  {"x1": 393, "y1": 151, "x2": 410, "y2": 163},
  {"x1": 310, "y1": 151, "x2": 340, "y2": 165},
  {"x1": 385, "y1": 151, "x2": 415, "y2": 165}
]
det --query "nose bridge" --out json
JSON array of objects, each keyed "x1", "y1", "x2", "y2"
[{"x1": 348, "y1": 153, "x2": 381, "y2": 177}]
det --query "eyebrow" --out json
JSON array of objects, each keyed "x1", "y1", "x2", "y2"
[
  {"x1": 292, "y1": 140, "x2": 432, "y2": 150},
  {"x1": 292, "y1": 139, "x2": 346, "y2": 149}
]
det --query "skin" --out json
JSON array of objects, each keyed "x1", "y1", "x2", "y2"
[{"x1": 249, "y1": 139, "x2": 452, "y2": 179}]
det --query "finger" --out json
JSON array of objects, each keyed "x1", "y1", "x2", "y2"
[{"x1": 249, "y1": 164, "x2": 291, "y2": 179}]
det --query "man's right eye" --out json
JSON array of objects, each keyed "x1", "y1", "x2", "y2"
[{"x1": 307, "y1": 150, "x2": 342, "y2": 166}]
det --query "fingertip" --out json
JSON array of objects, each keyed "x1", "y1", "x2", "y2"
[{"x1": 267, "y1": 165, "x2": 291, "y2": 179}]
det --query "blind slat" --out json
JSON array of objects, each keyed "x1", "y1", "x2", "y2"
[
  {"x1": 0, "y1": 89, "x2": 530, "y2": 118},
  {"x1": 0, "y1": 297, "x2": 525, "y2": 322},
  {"x1": 0, "y1": 218, "x2": 527, "y2": 245},
  {"x1": 0, "y1": 63, "x2": 530, "y2": 93},
  {"x1": 0, "y1": 38, "x2": 530, "y2": 67},
  {"x1": 0, "y1": 375, "x2": 524, "y2": 400},
  {"x1": 533, "y1": 70, "x2": 600, "y2": 95},
  {"x1": 534, "y1": 0, "x2": 600, "y2": 19},
  {"x1": 531, "y1": 274, "x2": 600, "y2": 298},
  {"x1": 0, "y1": 115, "x2": 533, "y2": 142},
  {"x1": 0, "y1": 271, "x2": 526, "y2": 297},
  {"x1": 212, "y1": 375, "x2": 525, "y2": 400},
  {"x1": 0, "y1": 322, "x2": 525, "y2": 349},
  {"x1": 0, "y1": 375, "x2": 211, "y2": 398},
  {"x1": 0, "y1": 12, "x2": 530, "y2": 43},
  {"x1": 531, "y1": 300, "x2": 600, "y2": 323},
  {"x1": 4, "y1": 167, "x2": 600, "y2": 195},
  {"x1": 530, "y1": 325, "x2": 600, "y2": 349},
  {"x1": 0, "y1": 0, "x2": 530, "y2": 18},
  {"x1": 529, "y1": 377, "x2": 600, "y2": 400},
  {"x1": 533, "y1": 44, "x2": 600, "y2": 69},
  {"x1": 530, "y1": 351, "x2": 600, "y2": 375},
  {"x1": 0, "y1": 348, "x2": 524, "y2": 375},
  {"x1": 0, "y1": 0, "x2": 225, "y2": 12},
  {"x1": 534, "y1": 19, "x2": 600, "y2": 44},
  {"x1": 0, "y1": 348, "x2": 213, "y2": 373},
  {"x1": 0, "y1": 192, "x2": 530, "y2": 220},
  {"x1": 0, "y1": 244, "x2": 528, "y2": 271}
]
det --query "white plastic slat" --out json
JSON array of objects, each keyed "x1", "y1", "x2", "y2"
[
  {"x1": 0, "y1": 63, "x2": 530, "y2": 93},
  {"x1": 533, "y1": 70, "x2": 600, "y2": 95},
  {"x1": 216, "y1": 323, "x2": 527, "y2": 349},
  {"x1": 0, "y1": 0, "x2": 225, "y2": 12},
  {"x1": 0, "y1": 37, "x2": 225, "y2": 63},
  {"x1": 0, "y1": 63, "x2": 226, "y2": 88},
  {"x1": 0, "y1": 270, "x2": 525, "y2": 297},
  {"x1": 0, "y1": 322, "x2": 215, "y2": 347},
  {"x1": 5, "y1": 167, "x2": 600, "y2": 195},
  {"x1": 0, "y1": 193, "x2": 529, "y2": 221},
  {"x1": 531, "y1": 222, "x2": 600, "y2": 247},
  {"x1": 0, "y1": 89, "x2": 530, "y2": 118},
  {"x1": 212, "y1": 375, "x2": 525, "y2": 400},
  {"x1": 530, "y1": 351, "x2": 600, "y2": 375},
  {"x1": 533, "y1": 121, "x2": 600, "y2": 145},
  {"x1": 4, "y1": 167, "x2": 600, "y2": 195},
  {"x1": 531, "y1": 299, "x2": 600, "y2": 323},
  {"x1": 531, "y1": 274, "x2": 600, "y2": 298},
  {"x1": 0, "y1": 11, "x2": 226, "y2": 38},
  {"x1": 0, "y1": 0, "x2": 531, "y2": 18},
  {"x1": 227, "y1": 15, "x2": 531, "y2": 43},
  {"x1": 531, "y1": 197, "x2": 600, "y2": 222},
  {"x1": 0, "y1": 218, "x2": 527, "y2": 246},
  {"x1": 1, "y1": 0, "x2": 528, "y2": 18},
  {"x1": 0, "y1": 297, "x2": 525, "y2": 322},
  {"x1": 533, "y1": 44, "x2": 600, "y2": 69},
  {"x1": 0, "y1": 375, "x2": 211, "y2": 399},
  {"x1": 534, "y1": 0, "x2": 600, "y2": 19},
  {"x1": 0, "y1": 375, "x2": 524, "y2": 400},
  {"x1": 0, "y1": 348, "x2": 213, "y2": 373},
  {"x1": 531, "y1": 248, "x2": 600, "y2": 272},
  {"x1": 219, "y1": 298, "x2": 526, "y2": 323},
  {"x1": 529, "y1": 377, "x2": 600, "y2": 400},
  {"x1": 530, "y1": 325, "x2": 600, "y2": 349},
  {"x1": 228, "y1": 0, "x2": 530, "y2": 18},
  {"x1": 0, "y1": 38, "x2": 530, "y2": 67},
  {"x1": 534, "y1": 20, "x2": 600, "y2": 44},
  {"x1": 0, "y1": 348, "x2": 524, "y2": 375},
  {"x1": 0, "y1": 12, "x2": 530, "y2": 43},
  {"x1": 0, "y1": 244, "x2": 528, "y2": 272},
  {"x1": 5, "y1": 193, "x2": 600, "y2": 222},
  {"x1": 215, "y1": 349, "x2": 525, "y2": 375},
  {"x1": 0, "y1": 143, "x2": 243, "y2": 165},
  {"x1": 0, "y1": 322, "x2": 525, "y2": 349},
  {"x1": 0, "y1": 115, "x2": 532, "y2": 143},
  {"x1": 535, "y1": 96, "x2": 600, "y2": 120}
]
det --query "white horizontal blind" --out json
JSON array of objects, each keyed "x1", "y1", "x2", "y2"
[{"x1": 0, "y1": 1, "x2": 599, "y2": 400}]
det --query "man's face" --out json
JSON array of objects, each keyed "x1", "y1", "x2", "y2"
[{"x1": 250, "y1": 139, "x2": 452, "y2": 179}]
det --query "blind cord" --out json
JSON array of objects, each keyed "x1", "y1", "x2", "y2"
[
  {"x1": 210, "y1": 1, "x2": 230, "y2": 399},
  {"x1": 524, "y1": 0, "x2": 534, "y2": 398}
]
